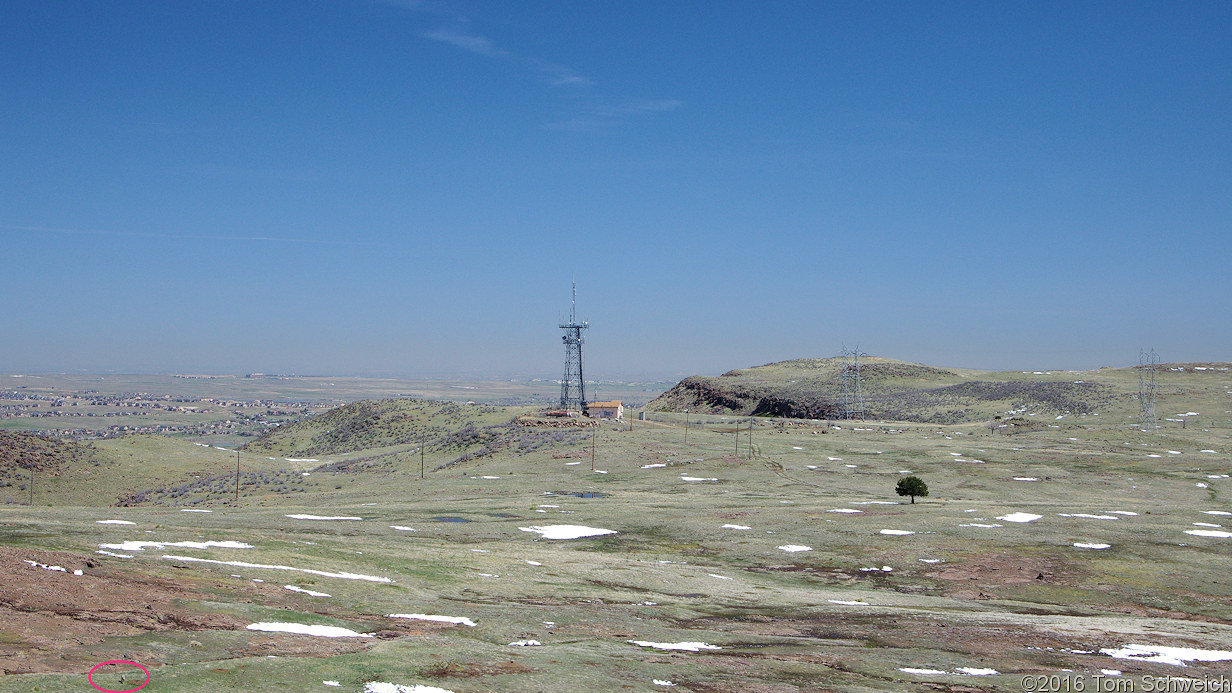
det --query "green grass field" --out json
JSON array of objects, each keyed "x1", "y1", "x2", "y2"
[{"x1": 2, "y1": 364, "x2": 1231, "y2": 691}]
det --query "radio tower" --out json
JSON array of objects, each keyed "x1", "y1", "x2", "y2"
[
  {"x1": 1138, "y1": 348, "x2": 1159, "y2": 432},
  {"x1": 841, "y1": 345, "x2": 866, "y2": 421},
  {"x1": 559, "y1": 282, "x2": 588, "y2": 413}
]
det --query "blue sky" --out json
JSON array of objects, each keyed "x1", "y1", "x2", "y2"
[{"x1": 2, "y1": 1, "x2": 1229, "y2": 379}]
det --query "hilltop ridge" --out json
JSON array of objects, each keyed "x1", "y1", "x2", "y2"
[{"x1": 645, "y1": 356, "x2": 1124, "y2": 423}]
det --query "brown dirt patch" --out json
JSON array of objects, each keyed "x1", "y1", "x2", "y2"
[
  {"x1": 924, "y1": 552, "x2": 1069, "y2": 599},
  {"x1": 0, "y1": 545, "x2": 388, "y2": 674}
]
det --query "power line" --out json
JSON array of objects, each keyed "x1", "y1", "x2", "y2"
[
  {"x1": 1138, "y1": 348, "x2": 1159, "y2": 432},
  {"x1": 841, "y1": 345, "x2": 866, "y2": 421}
]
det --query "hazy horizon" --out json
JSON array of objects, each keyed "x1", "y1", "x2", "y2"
[{"x1": 4, "y1": 2, "x2": 1229, "y2": 379}]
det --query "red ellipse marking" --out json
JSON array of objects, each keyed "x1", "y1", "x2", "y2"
[{"x1": 88, "y1": 660, "x2": 150, "y2": 693}]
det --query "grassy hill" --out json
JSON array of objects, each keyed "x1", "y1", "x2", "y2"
[
  {"x1": 645, "y1": 356, "x2": 1123, "y2": 423},
  {"x1": 240, "y1": 398, "x2": 518, "y2": 457}
]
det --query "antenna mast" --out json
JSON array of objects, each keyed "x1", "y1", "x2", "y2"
[
  {"x1": 559, "y1": 281, "x2": 588, "y2": 413},
  {"x1": 1138, "y1": 348, "x2": 1158, "y2": 432},
  {"x1": 841, "y1": 345, "x2": 866, "y2": 421}
]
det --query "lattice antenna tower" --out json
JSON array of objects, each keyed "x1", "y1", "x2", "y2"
[
  {"x1": 841, "y1": 345, "x2": 866, "y2": 421},
  {"x1": 559, "y1": 281, "x2": 588, "y2": 413},
  {"x1": 1138, "y1": 348, "x2": 1159, "y2": 432}
]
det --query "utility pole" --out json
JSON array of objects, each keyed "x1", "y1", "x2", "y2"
[
  {"x1": 684, "y1": 410, "x2": 689, "y2": 444},
  {"x1": 748, "y1": 419, "x2": 754, "y2": 459},
  {"x1": 235, "y1": 449, "x2": 240, "y2": 502},
  {"x1": 420, "y1": 431, "x2": 426, "y2": 480}
]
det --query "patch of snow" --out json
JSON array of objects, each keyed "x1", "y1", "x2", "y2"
[
  {"x1": 161, "y1": 555, "x2": 393, "y2": 582},
  {"x1": 1013, "y1": 477, "x2": 1039, "y2": 481},
  {"x1": 919, "y1": 558, "x2": 942, "y2": 564},
  {"x1": 389, "y1": 614, "x2": 476, "y2": 627},
  {"x1": 1101, "y1": 644, "x2": 1232, "y2": 666},
  {"x1": 524, "y1": 560, "x2": 542, "y2": 566},
  {"x1": 1073, "y1": 543, "x2": 1111, "y2": 549},
  {"x1": 721, "y1": 524, "x2": 752, "y2": 530},
  {"x1": 1108, "y1": 511, "x2": 1138, "y2": 516},
  {"x1": 285, "y1": 458, "x2": 318, "y2": 462},
  {"x1": 851, "y1": 501, "x2": 898, "y2": 505},
  {"x1": 100, "y1": 540, "x2": 252, "y2": 552},
  {"x1": 641, "y1": 463, "x2": 667, "y2": 468},
  {"x1": 95, "y1": 550, "x2": 134, "y2": 558},
  {"x1": 680, "y1": 475, "x2": 718, "y2": 481},
  {"x1": 777, "y1": 545, "x2": 812, "y2": 552},
  {"x1": 828, "y1": 599, "x2": 868, "y2": 605},
  {"x1": 1186, "y1": 529, "x2": 1232, "y2": 538},
  {"x1": 997, "y1": 512, "x2": 1042, "y2": 523},
  {"x1": 960, "y1": 523, "x2": 1002, "y2": 528},
  {"x1": 286, "y1": 514, "x2": 362, "y2": 521},
  {"x1": 519, "y1": 525, "x2": 617, "y2": 540},
  {"x1": 1194, "y1": 522, "x2": 1223, "y2": 528},
  {"x1": 23, "y1": 560, "x2": 75, "y2": 574},
  {"x1": 565, "y1": 461, "x2": 581, "y2": 466},
  {"x1": 324, "y1": 682, "x2": 341, "y2": 687},
  {"x1": 96, "y1": 519, "x2": 137, "y2": 525},
  {"x1": 792, "y1": 446, "x2": 803, "y2": 450},
  {"x1": 390, "y1": 526, "x2": 416, "y2": 531},
  {"x1": 709, "y1": 574, "x2": 733, "y2": 580},
  {"x1": 880, "y1": 529, "x2": 914, "y2": 535},
  {"x1": 363, "y1": 684, "x2": 456, "y2": 693},
  {"x1": 1058, "y1": 513, "x2": 1119, "y2": 520},
  {"x1": 508, "y1": 640, "x2": 541, "y2": 646},
  {"x1": 481, "y1": 476, "x2": 500, "y2": 479},
  {"x1": 653, "y1": 681, "x2": 677, "y2": 687},
  {"x1": 829, "y1": 509, "x2": 862, "y2": 514},
  {"x1": 246, "y1": 623, "x2": 370, "y2": 638},
  {"x1": 900, "y1": 667, "x2": 997, "y2": 676},
  {"x1": 285, "y1": 585, "x2": 331, "y2": 597},
  {"x1": 630, "y1": 640, "x2": 721, "y2": 651},
  {"x1": 180, "y1": 509, "x2": 213, "y2": 513}
]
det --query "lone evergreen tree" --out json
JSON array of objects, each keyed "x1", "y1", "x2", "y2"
[{"x1": 896, "y1": 475, "x2": 928, "y2": 504}]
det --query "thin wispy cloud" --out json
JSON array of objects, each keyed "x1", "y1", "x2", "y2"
[
  {"x1": 423, "y1": 26, "x2": 594, "y2": 88},
  {"x1": 406, "y1": 7, "x2": 677, "y2": 128},
  {"x1": 530, "y1": 58, "x2": 593, "y2": 88},
  {"x1": 423, "y1": 28, "x2": 507, "y2": 57},
  {"x1": 543, "y1": 99, "x2": 683, "y2": 132},
  {"x1": 1, "y1": 224, "x2": 376, "y2": 246}
]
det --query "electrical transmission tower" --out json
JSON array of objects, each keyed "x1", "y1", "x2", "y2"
[
  {"x1": 559, "y1": 282, "x2": 588, "y2": 413},
  {"x1": 841, "y1": 346, "x2": 866, "y2": 421},
  {"x1": 1138, "y1": 348, "x2": 1159, "y2": 432}
]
